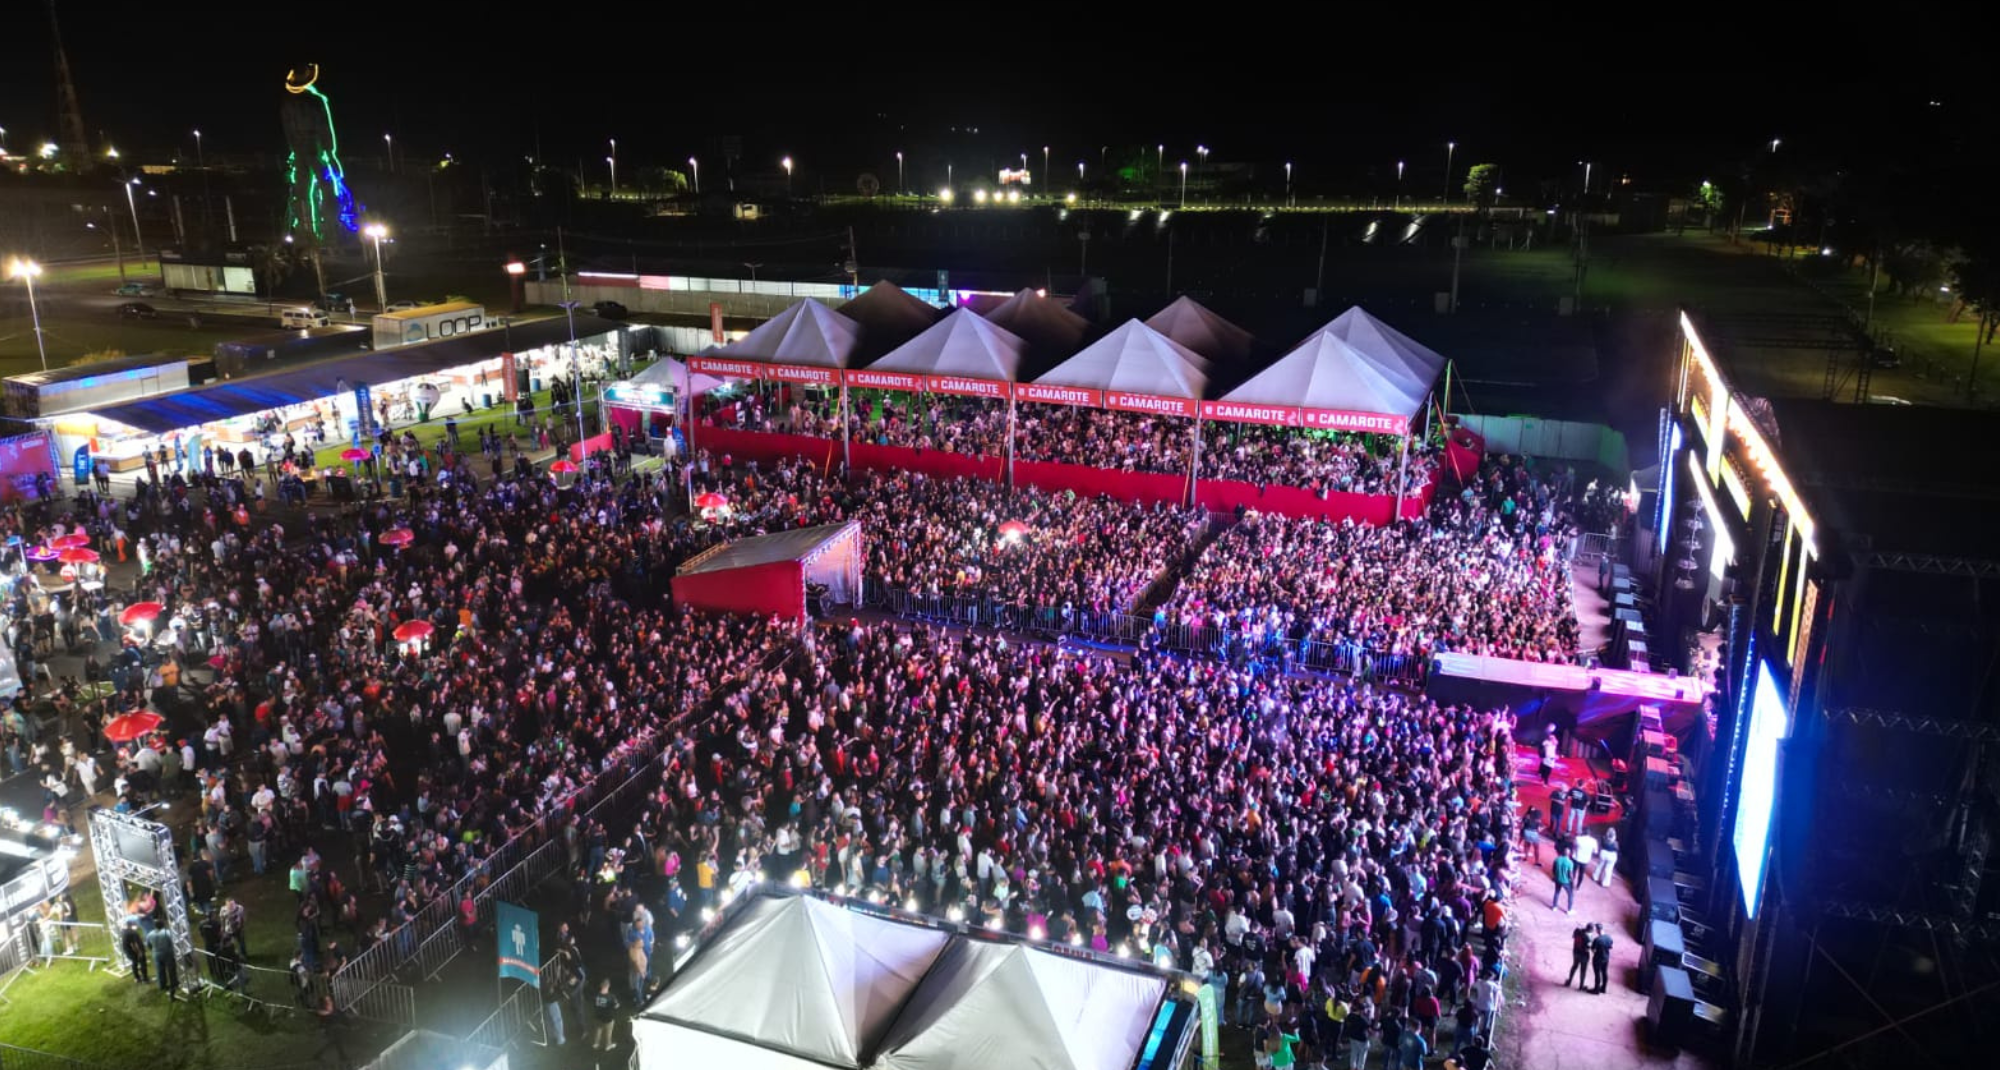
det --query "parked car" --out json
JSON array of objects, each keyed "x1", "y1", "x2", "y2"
[
  {"x1": 318, "y1": 291, "x2": 353, "y2": 314},
  {"x1": 114, "y1": 282, "x2": 156, "y2": 297},
  {"x1": 589, "y1": 300, "x2": 629, "y2": 320},
  {"x1": 384, "y1": 300, "x2": 423, "y2": 313},
  {"x1": 281, "y1": 308, "x2": 330, "y2": 329},
  {"x1": 117, "y1": 301, "x2": 158, "y2": 320}
]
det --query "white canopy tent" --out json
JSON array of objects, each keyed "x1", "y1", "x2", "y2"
[
  {"x1": 1031, "y1": 320, "x2": 1210, "y2": 399},
  {"x1": 865, "y1": 308, "x2": 1030, "y2": 383},
  {"x1": 630, "y1": 354, "x2": 725, "y2": 396},
  {"x1": 873, "y1": 939, "x2": 1169, "y2": 1070},
  {"x1": 1144, "y1": 296, "x2": 1256, "y2": 367},
  {"x1": 841, "y1": 282, "x2": 944, "y2": 360},
  {"x1": 984, "y1": 288, "x2": 1091, "y2": 357},
  {"x1": 631, "y1": 894, "x2": 950, "y2": 1069},
  {"x1": 1218, "y1": 307, "x2": 1445, "y2": 426},
  {"x1": 710, "y1": 298, "x2": 863, "y2": 368},
  {"x1": 632, "y1": 891, "x2": 1181, "y2": 1070}
]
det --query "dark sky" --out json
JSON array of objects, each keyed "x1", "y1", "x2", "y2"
[{"x1": 1, "y1": 6, "x2": 1982, "y2": 193}]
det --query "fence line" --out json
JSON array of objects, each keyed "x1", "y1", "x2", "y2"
[
  {"x1": 1573, "y1": 531, "x2": 1615, "y2": 562},
  {"x1": 27, "y1": 921, "x2": 117, "y2": 970},
  {"x1": 462, "y1": 971, "x2": 550, "y2": 1051}
]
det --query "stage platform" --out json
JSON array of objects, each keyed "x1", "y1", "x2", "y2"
[{"x1": 1426, "y1": 651, "x2": 1707, "y2": 736}]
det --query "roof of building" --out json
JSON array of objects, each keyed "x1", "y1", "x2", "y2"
[
  {"x1": 89, "y1": 314, "x2": 621, "y2": 435},
  {"x1": 4, "y1": 353, "x2": 190, "y2": 389}
]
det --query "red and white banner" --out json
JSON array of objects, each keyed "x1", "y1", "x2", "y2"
[
  {"x1": 845, "y1": 370, "x2": 926, "y2": 393},
  {"x1": 500, "y1": 351, "x2": 520, "y2": 403},
  {"x1": 709, "y1": 302, "x2": 725, "y2": 343},
  {"x1": 1200, "y1": 401, "x2": 1300, "y2": 427},
  {"x1": 1299, "y1": 408, "x2": 1410, "y2": 435},
  {"x1": 1106, "y1": 392, "x2": 1197, "y2": 418},
  {"x1": 689, "y1": 356, "x2": 763, "y2": 379},
  {"x1": 1017, "y1": 383, "x2": 1102, "y2": 407},
  {"x1": 764, "y1": 363, "x2": 840, "y2": 386},
  {"x1": 926, "y1": 376, "x2": 1011, "y2": 400}
]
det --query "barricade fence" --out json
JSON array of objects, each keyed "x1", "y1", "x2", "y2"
[
  {"x1": 463, "y1": 970, "x2": 551, "y2": 1051},
  {"x1": 27, "y1": 922, "x2": 117, "y2": 970},
  {"x1": 191, "y1": 947, "x2": 327, "y2": 1015},
  {"x1": 863, "y1": 579, "x2": 1434, "y2": 687},
  {"x1": 1572, "y1": 531, "x2": 1615, "y2": 562}
]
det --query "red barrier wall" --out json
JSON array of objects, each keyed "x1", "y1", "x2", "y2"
[
  {"x1": 670, "y1": 560, "x2": 805, "y2": 619},
  {"x1": 1194, "y1": 472, "x2": 1438, "y2": 522},
  {"x1": 568, "y1": 432, "x2": 616, "y2": 461},
  {"x1": 691, "y1": 427, "x2": 837, "y2": 469},
  {"x1": 849, "y1": 441, "x2": 1004, "y2": 483},
  {"x1": 1013, "y1": 460, "x2": 1190, "y2": 506}
]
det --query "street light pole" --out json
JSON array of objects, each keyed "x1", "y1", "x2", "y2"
[
  {"x1": 895, "y1": 151, "x2": 903, "y2": 195},
  {"x1": 6, "y1": 259, "x2": 48, "y2": 372},
  {"x1": 122, "y1": 178, "x2": 146, "y2": 259},
  {"x1": 383, "y1": 133, "x2": 393, "y2": 174},
  {"x1": 782, "y1": 156, "x2": 793, "y2": 198},
  {"x1": 1444, "y1": 141, "x2": 1455, "y2": 204},
  {"x1": 1042, "y1": 146, "x2": 1050, "y2": 192},
  {"x1": 1396, "y1": 160, "x2": 1405, "y2": 210},
  {"x1": 1179, "y1": 162, "x2": 1188, "y2": 208},
  {"x1": 364, "y1": 223, "x2": 389, "y2": 310},
  {"x1": 607, "y1": 139, "x2": 617, "y2": 194},
  {"x1": 559, "y1": 299, "x2": 589, "y2": 459},
  {"x1": 1285, "y1": 161, "x2": 1292, "y2": 207}
]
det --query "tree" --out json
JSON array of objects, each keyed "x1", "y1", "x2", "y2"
[{"x1": 1462, "y1": 164, "x2": 1501, "y2": 211}]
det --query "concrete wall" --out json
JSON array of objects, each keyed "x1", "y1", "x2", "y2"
[{"x1": 526, "y1": 281, "x2": 824, "y2": 320}]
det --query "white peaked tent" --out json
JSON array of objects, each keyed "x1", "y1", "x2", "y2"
[
  {"x1": 865, "y1": 308, "x2": 1029, "y2": 382},
  {"x1": 873, "y1": 940, "x2": 1169, "y2": 1070},
  {"x1": 710, "y1": 298, "x2": 863, "y2": 367},
  {"x1": 1033, "y1": 319, "x2": 1210, "y2": 399},
  {"x1": 630, "y1": 354, "x2": 725, "y2": 396},
  {"x1": 1145, "y1": 296, "x2": 1256, "y2": 366},
  {"x1": 631, "y1": 895, "x2": 950, "y2": 1069},
  {"x1": 1221, "y1": 306, "x2": 1446, "y2": 422},
  {"x1": 984, "y1": 289, "x2": 1091, "y2": 355},
  {"x1": 842, "y1": 282, "x2": 944, "y2": 360}
]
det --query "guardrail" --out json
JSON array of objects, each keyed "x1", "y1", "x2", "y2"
[
  {"x1": 462, "y1": 958, "x2": 554, "y2": 1050},
  {"x1": 1572, "y1": 531, "x2": 1616, "y2": 563}
]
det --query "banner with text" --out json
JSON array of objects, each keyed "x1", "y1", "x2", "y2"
[
  {"x1": 1299, "y1": 408, "x2": 1411, "y2": 435},
  {"x1": 497, "y1": 901, "x2": 541, "y2": 989},
  {"x1": 1105, "y1": 392, "x2": 1198, "y2": 418},
  {"x1": 1016, "y1": 383, "x2": 1103, "y2": 407},
  {"x1": 1199, "y1": 401, "x2": 1301, "y2": 427}
]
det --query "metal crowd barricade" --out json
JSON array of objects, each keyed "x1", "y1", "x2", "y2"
[
  {"x1": 32, "y1": 921, "x2": 117, "y2": 970},
  {"x1": 462, "y1": 954, "x2": 555, "y2": 1050},
  {"x1": 1573, "y1": 531, "x2": 1615, "y2": 563},
  {"x1": 191, "y1": 947, "x2": 322, "y2": 1015}
]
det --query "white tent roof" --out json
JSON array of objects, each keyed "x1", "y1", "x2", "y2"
[
  {"x1": 841, "y1": 282, "x2": 942, "y2": 338},
  {"x1": 677, "y1": 523, "x2": 859, "y2": 577},
  {"x1": 1221, "y1": 306, "x2": 1447, "y2": 419},
  {"x1": 865, "y1": 308, "x2": 1029, "y2": 382},
  {"x1": 1032, "y1": 320, "x2": 1210, "y2": 399},
  {"x1": 631, "y1": 1020, "x2": 833, "y2": 1070},
  {"x1": 711, "y1": 299, "x2": 862, "y2": 368},
  {"x1": 630, "y1": 355, "x2": 725, "y2": 396},
  {"x1": 874, "y1": 940, "x2": 1167, "y2": 1070},
  {"x1": 1145, "y1": 296, "x2": 1255, "y2": 365},
  {"x1": 984, "y1": 289, "x2": 1090, "y2": 354},
  {"x1": 636, "y1": 894, "x2": 950, "y2": 1068}
]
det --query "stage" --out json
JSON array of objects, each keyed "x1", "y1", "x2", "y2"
[{"x1": 1425, "y1": 651, "x2": 1708, "y2": 737}]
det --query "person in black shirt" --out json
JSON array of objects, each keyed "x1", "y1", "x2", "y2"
[
  {"x1": 1589, "y1": 924, "x2": 1614, "y2": 994},
  {"x1": 1564, "y1": 923, "x2": 1591, "y2": 987},
  {"x1": 589, "y1": 978, "x2": 622, "y2": 1051}
]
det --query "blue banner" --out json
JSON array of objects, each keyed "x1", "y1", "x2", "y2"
[
  {"x1": 72, "y1": 445, "x2": 91, "y2": 487},
  {"x1": 353, "y1": 382, "x2": 374, "y2": 442},
  {"x1": 496, "y1": 900, "x2": 540, "y2": 989}
]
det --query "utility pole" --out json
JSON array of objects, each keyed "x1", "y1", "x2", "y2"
[
  {"x1": 1165, "y1": 224, "x2": 1175, "y2": 293},
  {"x1": 846, "y1": 226, "x2": 860, "y2": 287},
  {"x1": 1866, "y1": 249, "x2": 1880, "y2": 332}
]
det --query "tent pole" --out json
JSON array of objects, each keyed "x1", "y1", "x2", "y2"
[
  {"x1": 1442, "y1": 359, "x2": 1456, "y2": 418},
  {"x1": 1005, "y1": 392, "x2": 1017, "y2": 490},
  {"x1": 1392, "y1": 433, "x2": 1411, "y2": 521},
  {"x1": 1186, "y1": 410, "x2": 1203, "y2": 510},
  {"x1": 839, "y1": 381, "x2": 851, "y2": 476}
]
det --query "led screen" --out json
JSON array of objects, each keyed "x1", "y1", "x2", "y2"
[
  {"x1": 1733, "y1": 660, "x2": 1789, "y2": 917},
  {"x1": 1657, "y1": 422, "x2": 1682, "y2": 556}
]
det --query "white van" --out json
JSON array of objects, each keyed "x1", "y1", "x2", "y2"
[{"x1": 281, "y1": 308, "x2": 329, "y2": 329}]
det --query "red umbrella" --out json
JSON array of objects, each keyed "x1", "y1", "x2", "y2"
[
  {"x1": 694, "y1": 492, "x2": 729, "y2": 510},
  {"x1": 58, "y1": 547, "x2": 99, "y2": 564},
  {"x1": 340, "y1": 447, "x2": 372, "y2": 462},
  {"x1": 548, "y1": 459, "x2": 579, "y2": 474},
  {"x1": 103, "y1": 710, "x2": 164, "y2": 743},
  {"x1": 51, "y1": 533, "x2": 91, "y2": 550},
  {"x1": 378, "y1": 529, "x2": 415, "y2": 547},
  {"x1": 119, "y1": 602, "x2": 166, "y2": 626},
  {"x1": 998, "y1": 519, "x2": 1029, "y2": 540},
  {"x1": 392, "y1": 620, "x2": 435, "y2": 643}
]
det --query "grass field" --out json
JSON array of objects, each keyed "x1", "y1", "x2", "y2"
[
  {"x1": 0, "y1": 311, "x2": 239, "y2": 377},
  {"x1": 37, "y1": 259, "x2": 164, "y2": 285}
]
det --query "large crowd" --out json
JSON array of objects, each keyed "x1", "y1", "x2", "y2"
[
  {"x1": 1014, "y1": 406, "x2": 1193, "y2": 474},
  {"x1": 848, "y1": 393, "x2": 1009, "y2": 459},
  {"x1": 1200, "y1": 425, "x2": 1439, "y2": 496},
  {"x1": 2, "y1": 417, "x2": 1613, "y2": 1066},
  {"x1": 1164, "y1": 455, "x2": 1585, "y2": 662},
  {"x1": 614, "y1": 621, "x2": 1525, "y2": 1065}
]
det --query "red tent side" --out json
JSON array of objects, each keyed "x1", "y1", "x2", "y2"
[{"x1": 670, "y1": 560, "x2": 806, "y2": 620}]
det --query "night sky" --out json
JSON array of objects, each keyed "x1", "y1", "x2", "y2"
[{"x1": 0, "y1": 6, "x2": 1983, "y2": 191}]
